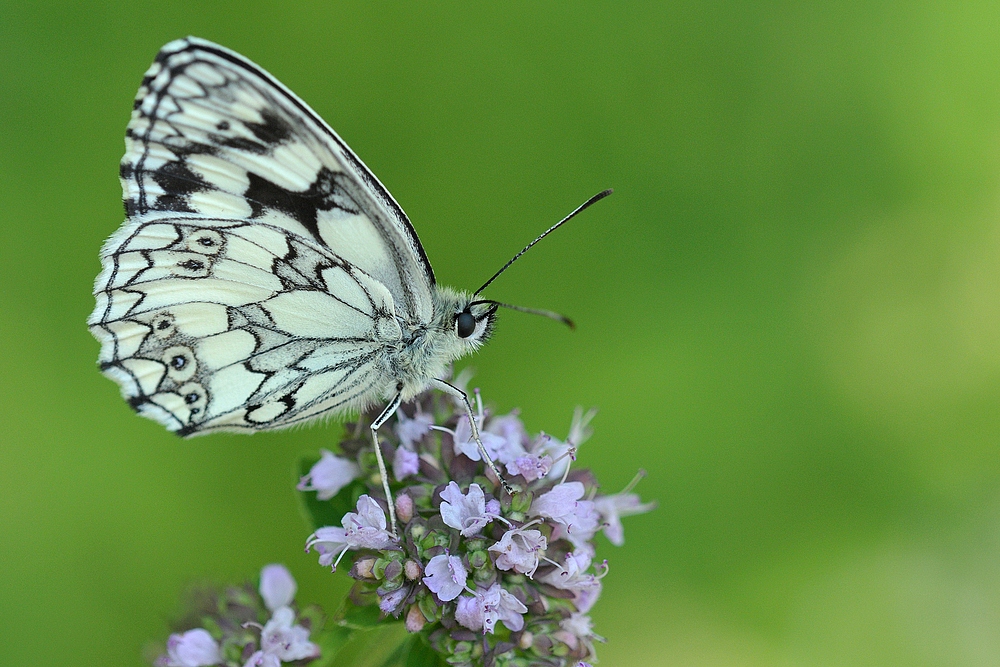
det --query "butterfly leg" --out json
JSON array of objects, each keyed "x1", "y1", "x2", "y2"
[
  {"x1": 371, "y1": 390, "x2": 403, "y2": 538},
  {"x1": 431, "y1": 378, "x2": 515, "y2": 497}
]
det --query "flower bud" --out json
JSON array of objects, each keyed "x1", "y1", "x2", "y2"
[
  {"x1": 405, "y1": 604, "x2": 426, "y2": 632},
  {"x1": 467, "y1": 549, "x2": 490, "y2": 570},
  {"x1": 351, "y1": 557, "x2": 377, "y2": 580},
  {"x1": 404, "y1": 559, "x2": 422, "y2": 580},
  {"x1": 511, "y1": 490, "x2": 533, "y2": 514},
  {"x1": 408, "y1": 522, "x2": 427, "y2": 541},
  {"x1": 472, "y1": 565, "x2": 497, "y2": 588},
  {"x1": 519, "y1": 631, "x2": 534, "y2": 650},
  {"x1": 395, "y1": 493, "x2": 414, "y2": 523}
]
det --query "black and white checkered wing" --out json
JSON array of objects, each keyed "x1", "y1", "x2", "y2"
[{"x1": 89, "y1": 38, "x2": 436, "y2": 435}]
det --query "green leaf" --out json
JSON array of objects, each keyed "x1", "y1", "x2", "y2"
[
  {"x1": 405, "y1": 635, "x2": 450, "y2": 667},
  {"x1": 321, "y1": 622, "x2": 409, "y2": 667},
  {"x1": 335, "y1": 600, "x2": 390, "y2": 631},
  {"x1": 312, "y1": 596, "x2": 451, "y2": 667},
  {"x1": 307, "y1": 625, "x2": 354, "y2": 667},
  {"x1": 297, "y1": 455, "x2": 367, "y2": 530}
]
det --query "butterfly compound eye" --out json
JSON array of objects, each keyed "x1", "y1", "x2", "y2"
[{"x1": 456, "y1": 310, "x2": 476, "y2": 339}]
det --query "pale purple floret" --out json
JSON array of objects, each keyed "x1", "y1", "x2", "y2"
[
  {"x1": 242, "y1": 653, "x2": 278, "y2": 667},
  {"x1": 505, "y1": 454, "x2": 553, "y2": 481},
  {"x1": 304, "y1": 525, "x2": 349, "y2": 571},
  {"x1": 486, "y1": 411, "x2": 527, "y2": 445},
  {"x1": 486, "y1": 412, "x2": 530, "y2": 465},
  {"x1": 306, "y1": 495, "x2": 395, "y2": 571},
  {"x1": 530, "y1": 482, "x2": 584, "y2": 523},
  {"x1": 439, "y1": 481, "x2": 500, "y2": 537},
  {"x1": 594, "y1": 492, "x2": 656, "y2": 546},
  {"x1": 572, "y1": 582, "x2": 602, "y2": 614},
  {"x1": 449, "y1": 416, "x2": 507, "y2": 462},
  {"x1": 422, "y1": 553, "x2": 468, "y2": 601},
  {"x1": 395, "y1": 409, "x2": 434, "y2": 448},
  {"x1": 455, "y1": 583, "x2": 528, "y2": 634},
  {"x1": 454, "y1": 595, "x2": 485, "y2": 634},
  {"x1": 379, "y1": 586, "x2": 410, "y2": 615},
  {"x1": 555, "y1": 612, "x2": 597, "y2": 652},
  {"x1": 530, "y1": 481, "x2": 601, "y2": 546},
  {"x1": 538, "y1": 549, "x2": 605, "y2": 595},
  {"x1": 393, "y1": 445, "x2": 420, "y2": 481},
  {"x1": 533, "y1": 407, "x2": 597, "y2": 479},
  {"x1": 296, "y1": 449, "x2": 360, "y2": 500},
  {"x1": 159, "y1": 628, "x2": 221, "y2": 667},
  {"x1": 488, "y1": 526, "x2": 547, "y2": 577},
  {"x1": 243, "y1": 607, "x2": 319, "y2": 667},
  {"x1": 259, "y1": 564, "x2": 296, "y2": 612},
  {"x1": 343, "y1": 495, "x2": 395, "y2": 549}
]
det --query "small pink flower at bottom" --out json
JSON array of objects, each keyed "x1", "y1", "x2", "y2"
[
  {"x1": 159, "y1": 628, "x2": 221, "y2": 667},
  {"x1": 243, "y1": 607, "x2": 319, "y2": 667},
  {"x1": 555, "y1": 612, "x2": 595, "y2": 650},
  {"x1": 259, "y1": 564, "x2": 296, "y2": 612}
]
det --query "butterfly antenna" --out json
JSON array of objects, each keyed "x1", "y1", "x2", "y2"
[
  {"x1": 473, "y1": 189, "x2": 613, "y2": 296},
  {"x1": 470, "y1": 300, "x2": 575, "y2": 329}
]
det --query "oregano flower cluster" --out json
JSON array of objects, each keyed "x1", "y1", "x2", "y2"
[
  {"x1": 300, "y1": 386, "x2": 654, "y2": 667},
  {"x1": 153, "y1": 564, "x2": 319, "y2": 667},
  {"x1": 148, "y1": 384, "x2": 652, "y2": 667}
]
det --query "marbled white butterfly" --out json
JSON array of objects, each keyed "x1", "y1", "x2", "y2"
[{"x1": 89, "y1": 37, "x2": 609, "y2": 530}]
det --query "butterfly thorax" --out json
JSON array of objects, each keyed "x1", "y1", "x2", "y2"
[{"x1": 383, "y1": 286, "x2": 495, "y2": 401}]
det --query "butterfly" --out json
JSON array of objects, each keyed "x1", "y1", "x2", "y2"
[{"x1": 88, "y1": 37, "x2": 609, "y2": 530}]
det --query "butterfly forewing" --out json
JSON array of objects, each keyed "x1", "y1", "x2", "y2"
[
  {"x1": 122, "y1": 37, "x2": 434, "y2": 319},
  {"x1": 91, "y1": 37, "x2": 438, "y2": 435}
]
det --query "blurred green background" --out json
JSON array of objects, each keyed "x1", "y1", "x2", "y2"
[{"x1": 5, "y1": 1, "x2": 1000, "y2": 665}]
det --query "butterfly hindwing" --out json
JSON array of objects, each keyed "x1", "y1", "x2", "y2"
[
  {"x1": 121, "y1": 37, "x2": 434, "y2": 323},
  {"x1": 91, "y1": 215, "x2": 405, "y2": 434}
]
